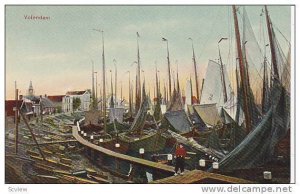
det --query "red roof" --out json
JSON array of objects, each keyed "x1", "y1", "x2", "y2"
[
  {"x1": 66, "y1": 91, "x2": 86, "y2": 95},
  {"x1": 48, "y1": 95, "x2": 64, "y2": 102},
  {"x1": 5, "y1": 100, "x2": 23, "y2": 116}
]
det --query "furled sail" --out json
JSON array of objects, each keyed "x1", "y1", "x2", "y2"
[
  {"x1": 193, "y1": 104, "x2": 222, "y2": 127},
  {"x1": 219, "y1": 82, "x2": 289, "y2": 171},
  {"x1": 127, "y1": 83, "x2": 150, "y2": 134},
  {"x1": 164, "y1": 110, "x2": 192, "y2": 134},
  {"x1": 167, "y1": 87, "x2": 183, "y2": 112}
]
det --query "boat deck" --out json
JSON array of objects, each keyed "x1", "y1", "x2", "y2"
[
  {"x1": 72, "y1": 126, "x2": 175, "y2": 173},
  {"x1": 151, "y1": 170, "x2": 254, "y2": 184}
]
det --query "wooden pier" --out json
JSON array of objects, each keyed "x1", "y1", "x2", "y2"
[
  {"x1": 73, "y1": 126, "x2": 254, "y2": 184},
  {"x1": 72, "y1": 126, "x2": 175, "y2": 173},
  {"x1": 151, "y1": 170, "x2": 254, "y2": 184}
]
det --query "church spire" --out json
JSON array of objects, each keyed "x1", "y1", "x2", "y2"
[{"x1": 28, "y1": 80, "x2": 34, "y2": 96}]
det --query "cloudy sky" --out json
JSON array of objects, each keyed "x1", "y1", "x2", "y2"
[{"x1": 5, "y1": 5, "x2": 291, "y2": 100}]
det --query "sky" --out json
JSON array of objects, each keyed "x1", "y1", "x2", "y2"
[{"x1": 5, "y1": 5, "x2": 291, "y2": 100}]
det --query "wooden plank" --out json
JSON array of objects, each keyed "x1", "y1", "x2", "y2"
[
  {"x1": 28, "y1": 140, "x2": 77, "y2": 146},
  {"x1": 151, "y1": 170, "x2": 254, "y2": 184}
]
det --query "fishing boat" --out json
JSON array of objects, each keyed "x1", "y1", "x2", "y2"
[{"x1": 215, "y1": 6, "x2": 290, "y2": 176}]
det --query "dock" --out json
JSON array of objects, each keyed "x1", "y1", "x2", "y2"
[
  {"x1": 151, "y1": 170, "x2": 254, "y2": 184},
  {"x1": 72, "y1": 126, "x2": 175, "y2": 173}
]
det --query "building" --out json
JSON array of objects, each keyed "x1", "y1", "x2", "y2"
[
  {"x1": 62, "y1": 90, "x2": 91, "y2": 112},
  {"x1": 21, "y1": 82, "x2": 56, "y2": 115},
  {"x1": 5, "y1": 100, "x2": 23, "y2": 117}
]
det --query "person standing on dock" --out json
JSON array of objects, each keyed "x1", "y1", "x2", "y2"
[{"x1": 174, "y1": 143, "x2": 186, "y2": 176}]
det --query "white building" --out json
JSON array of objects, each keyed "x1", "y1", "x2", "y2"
[{"x1": 62, "y1": 90, "x2": 91, "y2": 112}]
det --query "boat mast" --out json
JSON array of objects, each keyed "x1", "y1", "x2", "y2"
[
  {"x1": 200, "y1": 78, "x2": 205, "y2": 103},
  {"x1": 101, "y1": 30, "x2": 107, "y2": 133},
  {"x1": 135, "y1": 32, "x2": 141, "y2": 114},
  {"x1": 189, "y1": 38, "x2": 200, "y2": 103},
  {"x1": 91, "y1": 61, "x2": 96, "y2": 110},
  {"x1": 265, "y1": 5, "x2": 280, "y2": 81},
  {"x1": 163, "y1": 81, "x2": 166, "y2": 104},
  {"x1": 114, "y1": 59, "x2": 117, "y2": 106},
  {"x1": 232, "y1": 5, "x2": 251, "y2": 133},
  {"x1": 99, "y1": 84, "x2": 102, "y2": 114},
  {"x1": 130, "y1": 81, "x2": 134, "y2": 115},
  {"x1": 120, "y1": 82, "x2": 123, "y2": 105},
  {"x1": 162, "y1": 38, "x2": 172, "y2": 102},
  {"x1": 95, "y1": 72, "x2": 98, "y2": 106},
  {"x1": 262, "y1": 56, "x2": 268, "y2": 114},
  {"x1": 128, "y1": 71, "x2": 132, "y2": 117},
  {"x1": 156, "y1": 66, "x2": 159, "y2": 99},
  {"x1": 110, "y1": 70, "x2": 114, "y2": 108},
  {"x1": 218, "y1": 38, "x2": 228, "y2": 103},
  {"x1": 190, "y1": 75, "x2": 193, "y2": 104}
]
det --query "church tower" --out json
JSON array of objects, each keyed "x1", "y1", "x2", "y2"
[{"x1": 28, "y1": 81, "x2": 34, "y2": 96}]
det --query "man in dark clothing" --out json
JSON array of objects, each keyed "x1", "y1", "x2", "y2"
[{"x1": 174, "y1": 143, "x2": 186, "y2": 175}]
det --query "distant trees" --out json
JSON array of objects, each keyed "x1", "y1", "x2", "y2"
[
  {"x1": 73, "y1": 98, "x2": 81, "y2": 112},
  {"x1": 56, "y1": 106, "x2": 62, "y2": 113}
]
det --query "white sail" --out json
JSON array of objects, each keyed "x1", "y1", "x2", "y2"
[
  {"x1": 200, "y1": 60, "x2": 244, "y2": 125},
  {"x1": 200, "y1": 60, "x2": 232, "y2": 107}
]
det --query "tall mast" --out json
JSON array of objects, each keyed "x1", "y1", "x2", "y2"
[
  {"x1": 176, "y1": 63, "x2": 179, "y2": 92},
  {"x1": 262, "y1": 56, "x2": 268, "y2": 114},
  {"x1": 101, "y1": 30, "x2": 107, "y2": 133},
  {"x1": 200, "y1": 78, "x2": 205, "y2": 103},
  {"x1": 128, "y1": 71, "x2": 132, "y2": 116},
  {"x1": 130, "y1": 81, "x2": 133, "y2": 116},
  {"x1": 218, "y1": 38, "x2": 228, "y2": 103},
  {"x1": 163, "y1": 80, "x2": 166, "y2": 104},
  {"x1": 162, "y1": 38, "x2": 172, "y2": 101},
  {"x1": 15, "y1": 83, "x2": 19, "y2": 154},
  {"x1": 91, "y1": 61, "x2": 95, "y2": 109},
  {"x1": 135, "y1": 32, "x2": 141, "y2": 114},
  {"x1": 99, "y1": 84, "x2": 102, "y2": 113},
  {"x1": 95, "y1": 72, "x2": 98, "y2": 104},
  {"x1": 110, "y1": 70, "x2": 114, "y2": 108},
  {"x1": 232, "y1": 5, "x2": 251, "y2": 133},
  {"x1": 235, "y1": 58, "x2": 240, "y2": 97},
  {"x1": 120, "y1": 82, "x2": 123, "y2": 105},
  {"x1": 156, "y1": 66, "x2": 159, "y2": 98},
  {"x1": 265, "y1": 5, "x2": 280, "y2": 81},
  {"x1": 242, "y1": 8, "x2": 251, "y2": 108},
  {"x1": 190, "y1": 75, "x2": 193, "y2": 104},
  {"x1": 114, "y1": 59, "x2": 117, "y2": 105},
  {"x1": 189, "y1": 38, "x2": 200, "y2": 103}
]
